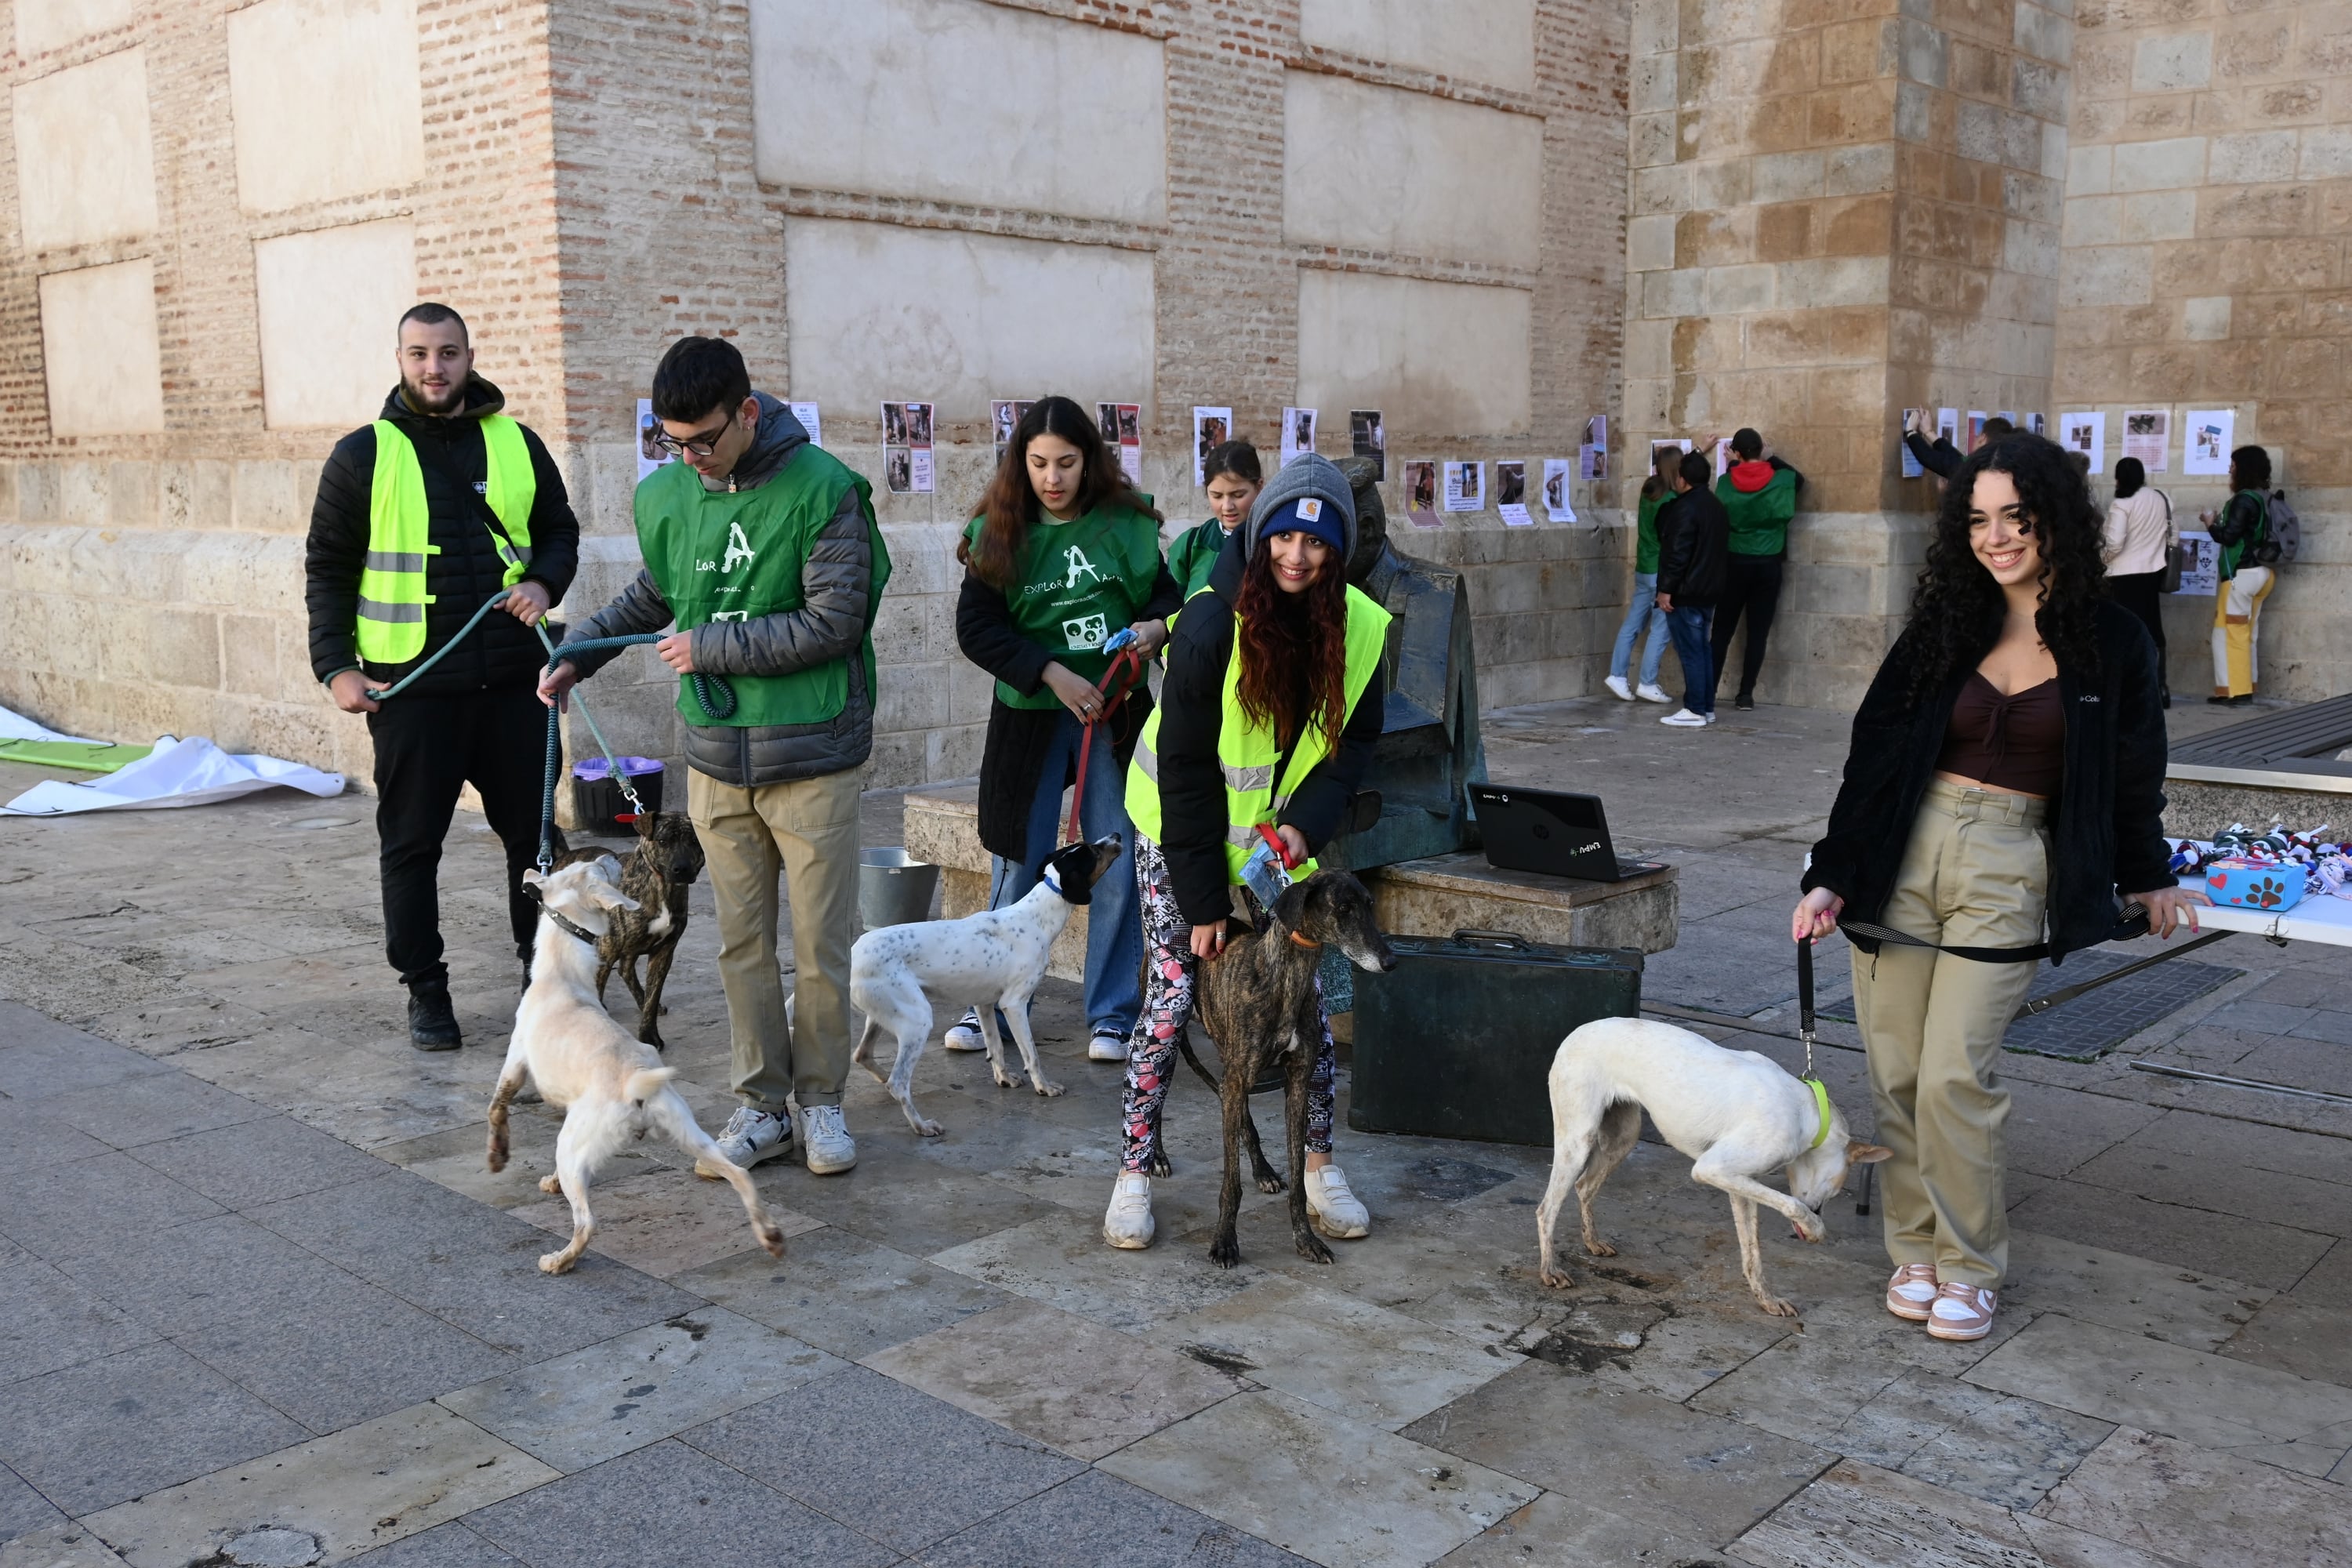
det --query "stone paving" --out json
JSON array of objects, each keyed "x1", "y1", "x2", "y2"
[{"x1": 3, "y1": 695, "x2": 2350, "y2": 1566}]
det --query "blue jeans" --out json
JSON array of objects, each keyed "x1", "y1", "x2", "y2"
[
  {"x1": 1666, "y1": 605, "x2": 1715, "y2": 716},
  {"x1": 986, "y1": 708, "x2": 1143, "y2": 1039},
  {"x1": 1609, "y1": 572, "x2": 1668, "y2": 686}
]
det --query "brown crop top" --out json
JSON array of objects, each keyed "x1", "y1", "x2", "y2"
[{"x1": 1936, "y1": 673, "x2": 2064, "y2": 798}]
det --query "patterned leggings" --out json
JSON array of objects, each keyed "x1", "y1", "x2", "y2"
[{"x1": 1120, "y1": 833, "x2": 1335, "y2": 1174}]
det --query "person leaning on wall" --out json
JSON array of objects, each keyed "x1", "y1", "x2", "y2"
[
  {"x1": 303, "y1": 303, "x2": 581, "y2": 1051},
  {"x1": 1603, "y1": 445, "x2": 1679, "y2": 706},
  {"x1": 1709, "y1": 427, "x2": 1804, "y2": 711},
  {"x1": 2201, "y1": 445, "x2": 2279, "y2": 706}
]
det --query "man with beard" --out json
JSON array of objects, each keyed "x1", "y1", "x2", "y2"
[{"x1": 304, "y1": 303, "x2": 580, "y2": 1049}]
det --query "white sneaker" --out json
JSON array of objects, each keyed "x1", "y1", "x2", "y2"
[
  {"x1": 1705, "y1": 711, "x2": 1719, "y2": 724},
  {"x1": 799, "y1": 1104, "x2": 857, "y2": 1175},
  {"x1": 1089, "y1": 1030, "x2": 1130, "y2": 1062},
  {"x1": 1635, "y1": 682, "x2": 1672, "y2": 703},
  {"x1": 1603, "y1": 674, "x2": 1634, "y2": 702},
  {"x1": 1661, "y1": 708, "x2": 1709, "y2": 727},
  {"x1": 1305, "y1": 1165, "x2": 1371, "y2": 1239},
  {"x1": 695, "y1": 1106, "x2": 791, "y2": 1179},
  {"x1": 1103, "y1": 1171, "x2": 1156, "y2": 1249},
  {"x1": 943, "y1": 1008, "x2": 985, "y2": 1052}
]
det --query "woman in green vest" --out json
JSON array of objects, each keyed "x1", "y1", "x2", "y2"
[
  {"x1": 952, "y1": 397, "x2": 1184, "y2": 1063},
  {"x1": 1106, "y1": 453, "x2": 1389, "y2": 1250},
  {"x1": 1605, "y1": 444, "x2": 1681, "y2": 703},
  {"x1": 1163, "y1": 440, "x2": 1261, "y2": 604}
]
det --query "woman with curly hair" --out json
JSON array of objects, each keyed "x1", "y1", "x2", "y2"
[
  {"x1": 1105, "y1": 454, "x2": 1388, "y2": 1250},
  {"x1": 1791, "y1": 436, "x2": 2206, "y2": 1341}
]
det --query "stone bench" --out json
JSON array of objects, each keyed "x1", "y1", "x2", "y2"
[{"x1": 900, "y1": 783, "x2": 1679, "y2": 987}]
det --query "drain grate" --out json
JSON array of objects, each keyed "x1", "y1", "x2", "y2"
[{"x1": 1822, "y1": 949, "x2": 2241, "y2": 1062}]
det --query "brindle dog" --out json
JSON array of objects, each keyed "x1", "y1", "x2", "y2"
[
  {"x1": 550, "y1": 810, "x2": 705, "y2": 1051},
  {"x1": 1192, "y1": 869, "x2": 1396, "y2": 1269}
]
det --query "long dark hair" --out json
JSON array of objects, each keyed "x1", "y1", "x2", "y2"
[
  {"x1": 2112, "y1": 456, "x2": 2145, "y2": 499},
  {"x1": 959, "y1": 395, "x2": 1160, "y2": 590},
  {"x1": 1233, "y1": 536, "x2": 1349, "y2": 755},
  {"x1": 1903, "y1": 436, "x2": 2104, "y2": 702},
  {"x1": 1639, "y1": 445, "x2": 1678, "y2": 502}
]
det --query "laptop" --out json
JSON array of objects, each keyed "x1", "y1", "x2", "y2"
[{"x1": 1468, "y1": 784, "x2": 1667, "y2": 883}]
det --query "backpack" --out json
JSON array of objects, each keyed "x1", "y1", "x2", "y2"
[{"x1": 2259, "y1": 490, "x2": 2299, "y2": 567}]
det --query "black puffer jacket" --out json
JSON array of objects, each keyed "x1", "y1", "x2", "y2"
[
  {"x1": 305, "y1": 377, "x2": 579, "y2": 695},
  {"x1": 1803, "y1": 601, "x2": 2173, "y2": 964},
  {"x1": 1655, "y1": 487, "x2": 1730, "y2": 608}
]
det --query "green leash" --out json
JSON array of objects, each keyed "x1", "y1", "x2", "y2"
[{"x1": 1795, "y1": 936, "x2": 1833, "y2": 1152}]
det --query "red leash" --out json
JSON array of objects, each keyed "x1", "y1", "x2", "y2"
[{"x1": 1065, "y1": 643, "x2": 1147, "y2": 844}]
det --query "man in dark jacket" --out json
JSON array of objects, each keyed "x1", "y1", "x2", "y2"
[
  {"x1": 1653, "y1": 451, "x2": 1730, "y2": 728},
  {"x1": 542, "y1": 336, "x2": 890, "y2": 1178},
  {"x1": 305, "y1": 303, "x2": 580, "y2": 1049},
  {"x1": 1708, "y1": 427, "x2": 1803, "y2": 710}
]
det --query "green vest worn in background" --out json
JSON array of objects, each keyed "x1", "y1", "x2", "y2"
[
  {"x1": 635, "y1": 445, "x2": 892, "y2": 728},
  {"x1": 1167, "y1": 517, "x2": 1235, "y2": 601},
  {"x1": 356, "y1": 414, "x2": 535, "y2": 663},
  {"x1": 964, "y1": 499, "x2": 1163, "y2": 710},
  {"x1": 1125, "y1": 583, "x2": 1392, "y2": 884},
  {"x1": 1714, "y1": 465, "x2": 1798, "y2": 557},
  {"x1": 1635, "y1": 492, "x2": 1664, "y2": 575}
]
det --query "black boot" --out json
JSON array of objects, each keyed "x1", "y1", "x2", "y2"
[{"x1": 408, "y1": 979, "x2": 463, "y2": 1051}]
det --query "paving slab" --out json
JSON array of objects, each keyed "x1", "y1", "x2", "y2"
[
  {"x1": 674, "y1": 1227, "x2": 1008, "y2": 1361},
  {"x1": 1728, "y1": 1459, "x2": 2177, "y2": 1568},
  {"x1": 2125, "y1": 1106, "x2": 2352, "y2": 1188},
  {"x1": 437, "y1": 1308, "x2": 839, "y2": 1473},
  {"x1": 0, "y1": 1465, "x2": 65, "y2": 1547},
  {"x1": 1819, "y1": 1366, "x2": 2113, "y2": 1512},
  {"x1": 1399, "y1": 1363, "x2": 1828, "y2": 1549},
  {"x1": 1432, "y1": 1489, "x2": 1731, "y2": 1566},
  {"x1": 0, "y1": 1098, "x2": 111, "y2": 1170},
  {"x1": 2221, "y1": 1293, "x2": 2352, "y2": 1388},
  {"x1": 333, "y1": 1522, "x2": 526, "y2": 1566},
  {"x1": 738, "y1": 1160, "x2": 1062, "y2": 1258},
  {"x1": 1998, "y1": 1229, "x2": 2270, "y2": 1353},
  {"x1": 2035, "y1": 1426, "x2": 2352, "y2": 1565},
  {"x1": 1102, "y1": 1389, "x2": 1538, "y2": 1568},
  {"x1": 0, "y1": 1261, "x2": 158, "y2": 1386},
  {"x1": 31, "y1": 1072, "x2": 274, "y2": 1152},
  {"x1": 1157, "y1": 1276, "x2": 1511, "y2": 1432},
  {"x1": 2066, "y1": 1139, "x2": 2352, "y2": 1237},
  {"x1": 929, "y1": 1208, "x2": 1268, "y2": 1334},
  {"x1": 682, "y1": 1363, "x2": 1080, "y2": 1555},
  {"x1": 862, "y1": 1297, "x2": 1247, "y2": 1460},
  {"x1": 1998, "y1": 1083, "x2": 2165, "y2": 1180},
  {"x1": 370, "y1": 1120, "x2": 583, "y2": 1211},
  {"x1": 128, "y1": 1114, "x2": 390, "y2": 1209},
  {"x1": 2005, "y1": 1178, "x2": 2334, "y2": 1291},
  {"x1": 0, "y1": 1011, "x2": 169, "y2": 1101},
  {"x1": 463, "y1": 1436, "x2": 898, "y2": 1568},
  {"x1": 916, "y1": 1467, "x2": 1312, "y2": 1568},
  {"x1": 0, "y1": 1341, "x2": 311, "y2": 1517},
  {"x1": 47, "y1": 1213, "x2": 369, "y2": 1337},
  {"x1": 0, "y1": 1525, "x2": 132, "y2": 1568},
  {"x1": 506, "y1": 1168, "x2": 824, "y2": 1279},
  {"x1": 1965, "y1": 1312, "x2": 2352, "y2": 1478},
  {"x1": 0, "y1": 1153, "x2": 223, "y2": 1260}
]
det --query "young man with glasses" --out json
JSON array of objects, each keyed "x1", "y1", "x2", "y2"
[{"x1": 540, "y1": 337, "x2": 891, "y2": 1176}]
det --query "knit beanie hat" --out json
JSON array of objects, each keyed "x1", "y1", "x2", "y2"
[{"x1": 1243, "y1": 452, "x2": 1357, "y2": 564}]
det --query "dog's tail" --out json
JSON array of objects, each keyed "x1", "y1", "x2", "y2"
[
  {"x1": 1177, "y1": 1035, "x2": 1221, "y2": 1092},
  {"x1": 622, "y1": 1065, "x2": 679, "y2": 1105}
]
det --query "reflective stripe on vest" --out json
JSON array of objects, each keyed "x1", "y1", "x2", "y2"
[
  {"x1": 1125, "y1": 583, "x2": 1391, "y2": 882},
  {"x1": 355, "y1": 414, "x2": 538, "y2": 664}
]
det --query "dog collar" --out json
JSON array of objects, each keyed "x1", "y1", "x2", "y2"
[
  {"x1": 1805, "y1": 1077, "x2": 1832, "y2": 1151},
  {"x1": 1041, "y1": 865, "x2": 1062, "y2": 897},
  {"x1": 524, "y1": 885, "x2": 604, "y2": 947},
  {"x1": 1287, "y1": 930, "x2": 1321, "y2": 950}
]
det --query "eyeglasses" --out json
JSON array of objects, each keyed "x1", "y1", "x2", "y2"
[{"x1": 652, "y1": 410, "x2": 735, "y2": 457}]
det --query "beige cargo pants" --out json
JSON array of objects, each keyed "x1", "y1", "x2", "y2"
[{"x1": 1849, "y1": 779, "x2": 2049, "y2": 1288}]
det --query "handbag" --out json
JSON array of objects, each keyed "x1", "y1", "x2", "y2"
[{"x1": 2149, "y1": 489, "x2": 2186, "y2": 593}]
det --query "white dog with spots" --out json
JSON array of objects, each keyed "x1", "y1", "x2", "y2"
[{"x1": 851, "y1": 835, "x2": 1123, "y2": 1137}]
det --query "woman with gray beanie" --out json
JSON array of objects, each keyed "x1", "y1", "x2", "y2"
[{"x1": 1105, "y1": 454, "x2": 1391, "y2": 1250}]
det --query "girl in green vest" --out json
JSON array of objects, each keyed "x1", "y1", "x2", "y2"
[
  {"x1": 952, "y1": 397, "x2": 1185, "y2": 1062},
  {"x1": 1106, "y1": 453, "x2": 1390, "y2": 1250},
  {"x1": 1162, "y1": 441, "x2": 1261, "y2": 604},
  {"x1": 1605, "y1": 445, "x2": 1680, "y2": 703}
]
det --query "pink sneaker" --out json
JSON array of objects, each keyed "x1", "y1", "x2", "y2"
[
  {"x1": 1926, "y1": 1280, "x2": 1998, "y2": 1341},
  {"x1": 1885, "y1": 1262, "x2": 1937, "y2": 1322}
]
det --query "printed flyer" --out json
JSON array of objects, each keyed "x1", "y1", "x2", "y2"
[
  {"x1": 1192, "y1": 406, "x2": 1232, "y2": 486},
  {"x1": 882, "y1": 400, "x2": 935, "y2": 495},
  {"x1": 1097, "y1": 402, "x2": 1143, "y2": 485}
]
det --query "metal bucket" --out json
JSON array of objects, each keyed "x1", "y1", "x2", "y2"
[{"x1": 858, "y1": 847, "x2": 940, "y2": 930}]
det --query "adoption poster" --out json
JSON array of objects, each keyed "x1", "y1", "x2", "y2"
[
  {"x1": 1711, "y1": 437, "x2": 1731, "y2": 482},
  {"x1": 1097, "y1": 401, "x2": 1142, "y2": 485},
  {"x1": 790, "y1": 401, "x2": 823, "y2": 449},
  {"x1": 1192, "y1": 406, "x2": 1232, "y2": 486},
  {"x1": 1403, "y1": 459, "x2": 1439, "y2": 527},
  {"x1": 1495, "y1": 460, "x2": 1531, "y2": 525},
  {"x1": 2123, "y1": 408, "x2": 2169, "y2": 471},
  {"x1": 1580, "y1": 416, "x2": 1608, "y2": 482},
  {"x1": 1544, "y1": 458, "x2": 1577, "y2": 522},
  {"x1": 1350, "y1": 409, "x2": 1385, "y2": 481},
  {"x1": 1280, "y1": 407, "x2": 1317, "y2": 467},
  {"x1": 2183, "y1": 408, "x2": 2234, "y2": 477},
  {"x1": 2027, "y1": 412, "x2": 2046, "y2": 438},
  {"x1": 1966, "y1": 412, "x2": 1988, "y2": 452},
  {"x1": 1649, "y1": 437, "x2": 1691, "y2": 470},
  {"x1": 990, "y1": 399, "x2": 1034, "y2": 466},
  {"x1": 1900, "y1": 409, "x2": 1925, "y2": 478},
  {"x1": 1936, "y1": 408, "x2": 1959, "y2": 450},
  {"x1": 2060, "y1": 412, "x2": 2104, "y2": 474},
  {"x1": 2171, "y1": 530, "x2": 2219, "y2": 596},
  {"x1": 634, "y1": 398, "x2": 673, "y2": 484},
  {"x1": 882, "y1": 400, "x2": 935, "y2": 494},
  {"x1": 1443, "y1": 460, "x2": 1485, "y2": 513}
]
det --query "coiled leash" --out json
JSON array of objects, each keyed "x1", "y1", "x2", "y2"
[{"x1": 1062, "y1": 628, "x2": 1149, "y2": 845}]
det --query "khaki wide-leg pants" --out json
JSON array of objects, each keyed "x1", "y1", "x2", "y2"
[
  {"x1": 1849, "y1": 779, "x2": 2049, "y2": 1288},
  {"x1": 688, "y1": 765, "x2": 862, "y2": 1112}
]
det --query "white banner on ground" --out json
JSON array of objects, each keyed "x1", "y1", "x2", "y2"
[
  {"x1": 0, "y1": 702, "x2": 98, "y2": 745},
  {"x1": 2, "y1": 735, "x2": 345, "y2": 816}
]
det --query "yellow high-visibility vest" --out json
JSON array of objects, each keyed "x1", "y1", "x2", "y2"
[{"x1": 356, "y1": 414, "x2": 536, "y2": 663}]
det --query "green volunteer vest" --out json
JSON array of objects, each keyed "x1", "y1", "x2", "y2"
[
  {"x1": 1715, "y1": 465, "x2": 1798, "y2": 557},
  {"x1": 1167, "y1": 517, "x2": 1235, "y2": 601},
  {"x1": 2216, "y1": 489, "x2": 2267, "y2": 579},
  {"x1": 356, "y1": 414, "x2": 536, "y2": 663},
  {"x1": 1125, "y1": 583, "x2": 1392, "y2": 884},
  {"x1": 635, "y1": 445, "x2": 892, "y2": 728},
  {"x1": 1635, "y1": 492, "x2": 1663, "y2": 575},
  {"x1": 966, "y1": 499, "x2": 1163, "y2": 710}
]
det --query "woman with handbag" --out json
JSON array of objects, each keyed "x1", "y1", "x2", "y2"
[
  {"x1": 2099, "y1": 457, "x2": 2175, "y2": 707},
  {"x1": 1791, "y1": 435, "x2": 2206, "y2": 1342}
]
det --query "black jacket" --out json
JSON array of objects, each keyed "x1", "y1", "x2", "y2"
[
  {"x1": 956, "y1": 524, "x2": 1182, "y2": 862},
  {"x1": 1904, "y1": 430, "x2": 1963, "y2": 480},
  {"x1": 1151, "y1": 539, "x2": 1385, "y2": 927},
  {"x1": 305, "y1": 376, "x2": 579, "y2": 695},
  {"x1": 1655, "y1": 488, "x2": 1730, "y2": 607},
  {"x1": 1803, "y1": 601, "x2": 2173, "y2": 964}
]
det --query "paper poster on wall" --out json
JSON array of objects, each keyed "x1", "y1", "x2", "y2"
[
  {"x1": 2123, "y1": 409, "x2": 2169, "y2": 471},
  {"x1": 1280, "y1": 407, "x2": 1317, "y2": 467},
  {"x1": 1900, "y1": 409, "x2": 1926, "y2": 478},
  {"x1": 1097, "y1": 402, "x2": 1142, "y2": 485},
  {"x1": 1936, "y1": 408, "x2": 1959, "y2": 450},
  {"x1": 1350, "y1": 410, "x2": 1385, "y2": 481},
  {"x1": 1995, "y1": 411, "x2": 2017, "y2": 430},
  {"x1": 1579, "y1": 445, "x2": 1602, "y2": 481},
  {"x1": 1966, "y1": 412, "x2": 1988, "y2": 452},
  {"x1": 882, "y1": 401, "x2": 935, "y2": 494},
  {"x1": 1649, "y1": 437, "x2": 1691, "y2": 470},
  {"x1": 1582, "y1": 416, "x2": 1608, "y2": 481},
  {"x1": 634, "y1": 399, "x2": 673, "y2": 484},
  {"x1": 1711, "y1": 438, "x2": 1732, "y2": 482},
  {"x1": 789, "y1": 401, "x2": 823, "y2": 449},
  {"x1": 990, "y1": 399, "x2": 1035, "y2": 466},
  {"x1": 2060, "y1": 412, "x2": 2104, "y2": 474},
  {"x1": 1192, "y1": 406, "x2": 1232, "y2": 486},
  {"x1": 2027, "y1": 412, "x2": 2045, "y2": 438},
  {"x1": 1495, "y1": 461, "x2": 1531, "y2": 525},
  {"x1": 1443, "y1": 460, "x2": 1485, "y2": 513},
  {"x1": 2183, "y1": 409, "x2": 2234, "y2": 477},
  {"x1": 2170, "y1": 529, "x2": 2219, "y2": 596},
  {"x1": 1543, "y1": 459, "x2": 1577, "y2": 523},
  {"x1": 1403, "y1": 459, "x2": 1439, "y2": 527}
]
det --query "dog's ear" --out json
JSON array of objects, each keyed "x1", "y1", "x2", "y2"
[
  {"x1": 1846, "y1": 1140, "x2": 1893, "y2": 1165},
  {"x1": 522, "y1": 867, "x2": 546, "y2": 891},
  {"x1": 1271, "y1": 874, "x2": 1314, "y2": 933},
  {"x1": 584, "y1": 881, "x2": 642, "y2": 914}
]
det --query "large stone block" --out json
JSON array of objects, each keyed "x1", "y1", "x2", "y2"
[
  {"x1": 1297, "y1": 270, "x2": 1533, "y2": 437},
  {"x1": 16, "y1": 0, "x2": 140, "y2": 56},
  {"x1": 1298, "y1": 0, "x2": 1537, "y2": 91},
  {"x1": 252, "y1": 220, "x2": 419, "y2": 431},
  {"x1": 38, "y1": 261, "x2": 165, "y2": 438},
  {"x1": 13, "y1": 46, "x2": 157, "y2": 252},
  {"x1": 2058, "y1": 245, "x2": 2154, "y2": 307},
  {"x1": 2112, "y1": 136, "x2": 2209, "y2": 191},
  {"x1": 227, "y1": 0, "x2": 425, "y2": 213},
  {"x1": 1285, "y1": 74, "x2": 1544, "y2": 270},
  {"x1": 2208, "y1": 130, "x2": 2298, "y2": 185},
  {"x1": 2132, "y1": 31, "x2": 2213, "y2": 93}
]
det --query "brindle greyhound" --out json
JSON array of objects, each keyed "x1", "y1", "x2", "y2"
[
  {"x1": 549, "y1": 810, "x2": 704, "y2": 1051},
  {"x1": 1191, "y1": 869, "x2": 1396, "y2": 1269}
]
